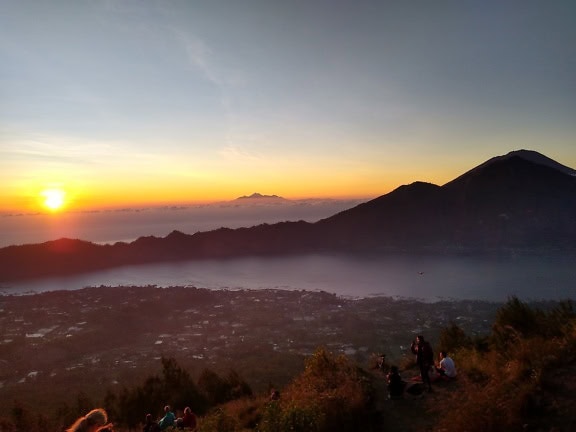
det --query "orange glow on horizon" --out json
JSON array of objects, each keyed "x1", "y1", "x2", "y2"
[
  {"x1": 2, "y1": 169, "x2": 407, "y2": 213},
  {"x1": 2, "y1": 184, "x2": 391, "y2": 214}
]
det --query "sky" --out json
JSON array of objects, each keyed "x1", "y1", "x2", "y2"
[{"x1": 1, "y1": 0, "x2": 575, "y2": 213}]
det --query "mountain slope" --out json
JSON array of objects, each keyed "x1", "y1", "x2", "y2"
[
  {"x1": 440, "y1": 154, "x2": 576, "y2": 247},
  {"x1": 1, "y1": 150, "x2": 574, "y2": 282},
  {"x1": 315, "y1": 181, "x2": 447, "y2": 250},
  {"x1": 317, "y1": 151, "x2": 576, "y2": 250}
]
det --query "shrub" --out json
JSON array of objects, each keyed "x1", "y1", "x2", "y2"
[
  {"x1": 491, "y1": 296, "x2": 543, "y2": 349},
  {"x1": 111, "y1": 357, "x2": 208, "y2": 429},
  {"x1": 258, "y1": 400, "x2": 322, "y2": 432},
  {"x1": 435, "y1": 299, "x2": 576, "y2": 432},
  {"x1": 196, "y1": 408, "x2": 238, "y2": 432},
  {"x1": 198, "y1": 368, "x2": 253, "y2": 407},
  {"x1": 262, "y1": 347, "x2": 375, "y2": 432},
  {"x1": 198, "y1": 369, "x2": 230, "y2": 406},
  {"x1": 220, "y1": 397, "x2": 262, "y2": 430},
  {"x1": 438, "y1": 322, "x2": 472, "y2": 353}
]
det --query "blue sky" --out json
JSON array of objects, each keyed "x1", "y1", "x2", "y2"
[{"x1": 1, "y1": 0, "x2": 575, "y2": 211}]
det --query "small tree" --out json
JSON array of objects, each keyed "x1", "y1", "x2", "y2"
[
  {"x1": 161, "y1": 357, "x2": 206, "y2": 413},
  {"x1": 492, "y1": 296, "x2": 542, "y2": 350},
  {"x1": 225, "y1": 369, "x2": 253, "y2": 401},
  {"x1": 438, "y1": 322, "x2": 471, "y2": 353},
  {"x1": 198, "y1": 368, "x2": 229, "y2": 406},
  {"x1": 196, "y1": 408, "x2": 237, "y2": 432},
  {"x1": 270, "y1": 348, "x2": 375, "y2": 432}
]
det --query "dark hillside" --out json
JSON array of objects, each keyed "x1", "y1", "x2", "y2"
[
  {"x1": 442, "y1": 155, "x2": 576, "y2": 247},
  {"x1": 1, "y1": 150, "x2": 575, "y2": 282},
  {"x1": 316, "y1": 154, "x2": 576, "y2": 251},
  {"x1": 314, "y1": 181, "x2": 447, "y2": 250}
]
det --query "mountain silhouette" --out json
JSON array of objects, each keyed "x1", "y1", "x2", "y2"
[
  {"x1": 235, "y1": 193, "x2": 285, "y2": 200},
  {"x1": 1, "y1": 150, "x2": 574, "y2": 282},
  {"x1": 316, "y1": 150, "x2": 576, "y2": 251}
]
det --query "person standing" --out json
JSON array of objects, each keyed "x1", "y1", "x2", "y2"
[{"x1": 411, "y1": 335, "x2": 434, "y2": 391}]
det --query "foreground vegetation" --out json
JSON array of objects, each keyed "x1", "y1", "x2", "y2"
[{"x1": 1, "y1": 296, "x2": 575, "y2": 431}]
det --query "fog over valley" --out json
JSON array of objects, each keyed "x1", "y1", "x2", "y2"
[
  {"x1": 0, "y1": 196, "x2": 365, "y2": 248},
  {"x1": 3, "y1": 252, "x2": 574, "y2": 301}
]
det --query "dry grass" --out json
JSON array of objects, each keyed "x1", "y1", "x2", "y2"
[{"x1": 434, "y1": 301, "x2": 576, "y2": 432}]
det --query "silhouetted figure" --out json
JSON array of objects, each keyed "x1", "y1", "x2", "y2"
[
  {"x1": 376, "y1": 354, "x2": 386, "y2": 372},
  {"x1": 435, "y1": 351, "x2": 457, "y2": 379},
  {"x1": 386, "y1": 365, "x2": 405, "y2": 399},
  {"x1": 176, "y1": 406, "x2": 197, "y2": 430},
  {"x1": 158, "y1": 405, "x2": 175, "y2": 430},
  {"x1": 66, "y1": 408, "x2": 113, "y2": 432},
  {"x1": 269, "y1": 388, "x2": 280, "y2": 401},
  {"x1": 143, "y1": 413, "x2": 160, "y2": 432},
  {"x1": 411, "y1": 335, "x2": 434, "y2": 391}
]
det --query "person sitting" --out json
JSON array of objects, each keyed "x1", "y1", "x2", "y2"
[
  {"x1": 66, "y1": 408, "x2": 114, "y2": 432},
  {"x1": 435, "y1": 351, "x2": 457, "y2": 379},
  {"x1": 176, "y1": 406, "x2": 197, "y2": 430},
  {"x1": 376, "y1": 354, "x2": 386, "y2": 372},
  {"x1": 158, "y1": 405, "x2": 176, "y2": 430},
  {"x1": 269, "y1": 388, "x2": 280, "y2": 401},
  {"x1": 143, "y1": 414, "x2": 160, "y2": 432},
  {"x1": 386, "y1": 365, "x2": 406, "y2": 399}
]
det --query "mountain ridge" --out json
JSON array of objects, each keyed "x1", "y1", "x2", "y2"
[
  {"x1": 1, "y1": 150, "x2": 575, "y2": 282},
  {"x1": 235, "y1": 192, "x2": 285, "y2": 200}
]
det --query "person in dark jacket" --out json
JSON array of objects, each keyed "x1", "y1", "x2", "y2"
[
  {"x1": 410, "y1": 335, "x2": 434, "y2": 391},
  {"x1": 386, "y1": 365, "x2": 405, "y2": 399},
  {"x1": 143, "y1": 414, "x2": 160, "y2": 432}
]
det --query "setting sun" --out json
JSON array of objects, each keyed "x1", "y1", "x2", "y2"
[{"x1": 41, "y1": 189, "x2": 66, "y2": 211}]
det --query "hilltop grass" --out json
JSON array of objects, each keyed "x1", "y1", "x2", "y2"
[
  {"x1": 193, "y1": 297, "x2": 576, "y2": 432},
  {"x1": 2, "y1": 297, "x2": 575, "y2": 432}
]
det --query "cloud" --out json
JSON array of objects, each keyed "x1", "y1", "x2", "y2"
[
  {"x1": 174, "y1": 31, "x2": 219, "y2": 85},
  {"x1": 218, "y1": 144, "x2": 263, "y2": 162},
  {"x1": 0, "y1": 132, "x2": 161, "y2": 170}
]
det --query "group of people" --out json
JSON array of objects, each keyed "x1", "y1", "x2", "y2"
[
  {"x1": 143, "y1": 405, "x2": 198, "y2": 431},
  {"x1": 385, "y1": 335, "x2": 457, "y2": 399},
  {"x1": 66, "y1": 336, "x2": 449, "y2": 431},
  {"x1": 65, "y1": 405, "x2": 198, "y2": 432}
]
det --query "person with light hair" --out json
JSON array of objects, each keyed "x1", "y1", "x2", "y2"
[
  {"x1": 66, "y1": 408, "x2": 113, "y2": 432},
  {"x1": 158, "y1": 405, "x2": 176, "y2": 430},
  {"x1": 176, "y1": 406, "x2": 197, "y2": 429}
]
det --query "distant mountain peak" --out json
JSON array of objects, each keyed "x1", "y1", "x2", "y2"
[
  {"x1": 444, "y1": 149, "x2": 576, "y2": 188},
  {"x1": 235, "y1": 193, "x2": 285, "y2": 200},
  {"x1": 502, "y1": 150, "x2": 576, "y2": 176},
  {"x1": 480, "y1": 149, "x2": 576, "y2": 176}
]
